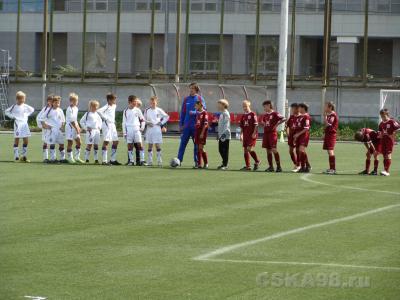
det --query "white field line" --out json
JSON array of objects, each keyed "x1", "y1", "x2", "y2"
[
  {"x1": 193, "y1": 203, "x2": 400, "y2": 263},
  {"x1": 203, "y1": 258, "x2": 400, "y2": 272},
  {"x1": 300, "y1": 173, "x2": 400, "y2": 196}
]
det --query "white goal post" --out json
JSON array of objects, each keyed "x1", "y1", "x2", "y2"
[{"x1": 379, "y1": 89, "x2": 400, "y2": 121}]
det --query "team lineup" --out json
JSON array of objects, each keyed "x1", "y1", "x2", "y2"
[{"x1": 4, "y1": 82, "x2": 400, "y2": 176}]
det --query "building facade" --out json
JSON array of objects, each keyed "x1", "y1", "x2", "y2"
[{"x1": 1, "y1": 0, "x2": 400, "y2": 80}]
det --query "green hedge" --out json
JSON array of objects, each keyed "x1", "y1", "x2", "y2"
[{"x1": 1, "y1": 112, "x2": 393, "y2": 141}]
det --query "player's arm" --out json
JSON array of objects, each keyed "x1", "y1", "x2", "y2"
[
  {"x1": 159, "y1": 108, "x2": 170, "y2": 126},
  {"x1": 200, "y1": 115, "x2": 208, "y2": 138},
  {"x1": 24, "y1": 104, "x2": 35, "y2": 116},
  {"x1": 122, "y1": 110, "x2": 127, "y2": 136},
  {"x1": 79, "y1": 113, "x2": 88, "y2": 130},
  {"x1": 138, "y1": 110, "x2": 146, "y2": 131},
  {"x1": 4, "y1": 105, "x2": 15, "y2": 119},
  {"x1": 252, "y1": 115, "x2": 258, "y2": 139}
]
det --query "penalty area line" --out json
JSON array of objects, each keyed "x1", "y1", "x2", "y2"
[
  {"x1": 300, "y1": 173, "x2": 400, "y2": 196},
  {"x1": 202, "y1": 258, "x2": 400, "y2": 272},
  {"x1": 193, "y1": 203, "x2": 400, "y2": 262}
]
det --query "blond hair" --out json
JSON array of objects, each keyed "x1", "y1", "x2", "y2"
[
  {"x1": 150, "y1": 96, "x2": 158, "y2": 102},
  {"x1": 16, "y1": 91, "x2": 26, "y2": 99},
  {"x1": 218, "y1": 99, "x2": 229, "y2": 109},
  {"x1": 69, "y1": 92, "x2": 79, "y2": 101},
  {"x1": 136, "y1": 99, "x2": 142, "y2": 107},
  {"x1": 242, "y1": 99, "x2": 251, "y2": 106},
  {"x1": 52, "y1": 95, "x2": 61, "y2": 102},
  {"x1": 88, "y1": 100, "x2": 100, "y2": 109}
]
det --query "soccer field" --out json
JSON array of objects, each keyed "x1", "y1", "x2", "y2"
[{"x1": 0, "y1": 134, "x2": 399, "y2": 300}]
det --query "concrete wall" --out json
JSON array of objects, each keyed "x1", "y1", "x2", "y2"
[{"x1": 8, "y1": 82, "x2": 384, "y2": 123}]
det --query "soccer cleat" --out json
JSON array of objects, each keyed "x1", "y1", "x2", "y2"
[
  {"x1": 326, "y1": 169, "x2": 337, "y2": 175},
  {"x1": 48, "y1": 159, "x2": 58, "y2": 164},
  {"x1": 94, "y1": 160, "x2": 99, "y2": 164},
  {"x1": 240, "y1": 166, "x2": 252, "y2": 171},
  {"x1": 60, "y1": 159, "x2": 69, "y2": 164},
  {"x1": 102, "y1": 162, "x2": 111, "y2": 166},
  {"x1": 220, "y1": 166, "x2": 228, "y2": 171},
  {"x1": 380, "y1": 170, "x2": 390, "y2": 176},
  {"x1": 203, "y1": 164, "x2": 209, "y2": 169},
  {"x1": 147, "y1": 162, "x2": 153, "y2": 167},
  {"x1": 265, "y1": 166, "x2": 274, "y2": 172},
  {"x1": 68, "y1": 158, "x2": 76, "y2": 164},
  {"x1": 253, "y1": 161, "x2": 260, "y2": 171},
  {"x1": 110, "y1": 160, "x2": 122, "y2": 166},
  {"x1": 14, "y1": 157, "x2": 20, "y2": 162},
  {"x1": 75, "y1": 158, "x2": 85, "y2": 164},
  {"x1": 369, "y1": 170, "x2": 378, "y2": 176},
  {"x1": 217, "y1": 165, "x2": 224, "y2": 170},
  {"x1": 127, "y1": 162, "x2": 134, "y2": 166},
  {"x1": 85, "y1": 159, "x2": 90, "y2": 163},
  {"x1": 299, "y1": 167, "x2": 310, "y2": 173},
  {"x1": 43, "y1": 159, "x2": 49, "y2": 163},
  {"x1": 292, "y1": 166, "x2": 301, "y2": 173},
  {"x1": 192, "y1": 165, "x2": 200, "y2": 169},
  {"x1": 358, "y1": 170, "x2": 369, "y2": 175},
  {"x1": 276, "y1": 166, "x2": 282, "y2": 173},
  {"x1": 21, "y1": 157, "x2": 31, "y2": 163}
]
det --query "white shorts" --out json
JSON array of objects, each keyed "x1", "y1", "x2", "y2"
[
  {"x1": 14, "y1": 122, "x2": 31, "y2": 138},
  {"x1": 85, "y1": 129, "x2": 101, "y2": 145},
  {"x1": 126, "y1": 127, "x2": 142, "y2": 144},
  {"x1": 41, "y1": 128, "x2": 50, "y2": 142},
  {"x1": 65, "y1": 123, "x2": 80, "y2": 141},
  {"x1": 46, "y1": 128, "x2": 65, "y2": 145},
  {"x1": 102, "y1": 123, "x2": 119, "y2": 142},
  {"x1": 145, "y1": 126, "x2": 163, "y2": 144}
]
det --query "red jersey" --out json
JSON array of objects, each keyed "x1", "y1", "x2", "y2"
[
  {"x1": 361, "y1": 128, "x2": 379, "y2": 144},
  {"x1": 195, "y1": 110, "x2": 208, "y2": 133},
  {"x1": 325, "y1": 112, "x2": 338, "y2": 135},
  {"x1": 286, "y1": 115, "x2": 297, "y2": 135},
  {"x1": 295, "y1": 113, "x2": 311, "y2": 133},
  {"x1": 262, "y1": 111, "x2": 284, "y2": 133},
  {"x1": 240, "y1": 112, "x2": 258, "y2": 139},
  {"x1": 379, "y1": 119, "x2": 400, "y2": 139}
]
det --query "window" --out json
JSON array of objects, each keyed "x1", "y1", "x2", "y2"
[
  {"x1": 85, "y1": 33, "x2": 107, "y2": 72},
  {"x1": 54, "y1": 0, "x2": 66, "y2": 11},
  {"x1": 190, "y1": 37, "x2": 219, "y2": 73},
  {"x1": 392, "y1": 0, "x2": 400, "y2": 13},
  {"x1": 248, "y1": 36, "x2": 279, "y2": 74},
  {"x1": 136, "y1": 1, "x2": 162, "y2": 11},
  {"x1": 88, "y1": 0, "x2": 108, "y2": 11},
  {"x1": 191, "y1": 0, "x2": 217, "y2": 12}
]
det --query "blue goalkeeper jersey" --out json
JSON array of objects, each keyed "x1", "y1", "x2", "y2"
[{"x1": 179, "y1": 94, "x2": 206, "y2": 129}]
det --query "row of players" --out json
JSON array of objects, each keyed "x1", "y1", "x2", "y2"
[{"x1": 4, "y1": 91, "x2": 400, "y2": 176}]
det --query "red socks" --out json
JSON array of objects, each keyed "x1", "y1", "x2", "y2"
[
  {"x1": 202, "y1": 151, "x2": 208, "y2": 165},
  {"x1": 274, "y1": 152, "x2": 281, "y2": 168},
  {"x1": 383, "y1": 158, "x2": 391, "y2": 172},
  {"x1": 329, "y1": 155, "x2": 335, "y2": 170},
  {"x1": 249, "y1": 151, "x2": 259, "y2": 163},
  {"x1": 197, "y1": 149, "x2": 208, "y2": 167},
  {"x1": 244, "y1": 151, "x2": 251, "y2": 167},
  {"x1": 197, "y1": 150, "x2": 202, "y2": 166},
  {"x1": 267, "y1": 153, "x2": 273, "y2": 168},
  {"x1": 374, "y1": 160, "x2": 379, "y2": 172},
  {"x1": 365, "y1": 159, "x2": 371, "y2": 172}
]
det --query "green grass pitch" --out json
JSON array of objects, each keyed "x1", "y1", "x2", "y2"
[{"x1": 0, "y1": 134, "x2": 399, "y2": 299}]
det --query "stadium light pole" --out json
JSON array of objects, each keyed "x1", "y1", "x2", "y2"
[
  {"x1": 149, "y1": 0, "x2": 156, "y2": 83},
  {"x1": 42, "y1": 0, "x2": 49, "y2": 107},
  {"x1": 289, "y1": 0, "x2": 296, "y2": 89},
  {"x1": 253, "y1": 0, "x2": 260, "y2": 85},
  {"x1": 277, "y1": 0, "x2": 289, "y2": 131},
  {"x1": 175, "y1": 0, "x2": 182, "y2": 83},
  {"x1": 183, "y1": 0, "x2": 190, "y2": 82},
  {"x1": 218, "y1": 0, "x2": 225, "y2": 83},
  {"x1": 321, "y1": 0, "x2": 332, "y2": 123},
  {"x1": 114, "y1": 0, "x2": 121, "y2": 83},
  {"x1": 362, "y1": 0, "x2": 369, "y2": 87},
  {"x1": 81, "y1": 0, "x2": 88, "y2": 82},
  {"x1": 15, "y1": 0, "x2": 21, "y2": 81}
]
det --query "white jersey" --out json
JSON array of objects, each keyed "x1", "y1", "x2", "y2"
[
  {"x1": 43, "y1": 107, "x2": 65, "y2": 130},
  {"x1": 122, "y1": 107, "x2": 145, "y2": 135},
  {"x1": 144, "y1": 107, "x2": 169, "y2": 127},
  {"x1": 80, "y1": 111, "x2": 102, "y2": 131},
  {"x1": 66, "y1": 106, "x2": 79, "y2": 125},
  {"x1": 36, "y1": 105, "x2": 52, "y2": 129},
  {"x1": 5, "y1": 103, "x2": 34, "y2": 126},
  {"x1": 97, "y1": 104, "x2": 116, "y2": 125}
]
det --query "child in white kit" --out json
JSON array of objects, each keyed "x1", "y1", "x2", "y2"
[
  {"x1": 36, "y1": 95, "x2": 54, "y2": 162},
  {"x1": 80, "y1": 100, "x2": 103, "y2": 164},
  {"x1": 65, "y1": 93, "x2": 84, "y2": 163},
  {"x1": 144, "y1": 96, "x2": 169, "y2": 166},
  {"x1": 41, "y1": 95, "x2": 66, "y2": 163},
  {"x1": 5, "y1": 91, "x2": 34, "y2": 162},
  {"x1": 122, "y1": 95, "x2": 145, "y2": 166}
]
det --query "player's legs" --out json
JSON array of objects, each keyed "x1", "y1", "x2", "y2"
[
  {"x1": 272, "y1": 148, "x2": 281, "y2": 172},
  {"x1": 74, "y1": 136, "x2": 83, "y2": 162},
  {"x1": 326, "y1": 149, "x2": 336, "y2": 174},
  {"x1": 195, "y1": 144, "x2": 203, "y2": 168},
  {"x1": 20, "y1": 137, "x2": 29, "y2": 162},
  {"x1": 59, "y1": 143, "x2": 66, "y2": 161},
  {"x1": 147, "y1": 143, "x2": 154, "y2": 165},
  {"x1": 265, "y1": 148, "x2": 274, "y2": 171},
  {"x1": 248, "y1": 146, "x2": 260, "y2": 171},
  {"x1": 288, "y1": 145, "x2": 297, "y2": 167},
  {"x1": 49, "y1": 144, "x2": 57, "y2": 162},
  {"x1": 298, "y1": 145, "x2": 310, "y2": 172},
  {"x1": 67, "y1": 139, "x2": 75, "y2": 162},
  {"x1": 42, "y1": 142, "x2": 49, "y2": 162},
  {"x1": 200, "y1": 144, "x2": 208, "y2": 168},
  {"x1": 127, "y1": 143, "x2": 134, "y2": 165},
  {"x1": 13, "y1": 137, "x2": 20, "y2": 161},
  {"x1": 93, "y1": 144, "x2": 99, "y2": 163},
  {"x1": 177, "y1": 127, "x2": 191, "y2": 163},
  {"x1": 85, "y1": 144, "x2": 93, "y2": 162},
  {"x1": 360, "y1": 151, "x2": 372, "y2": 174},
  {"x1": 155, "y1": 143, "x2": 162, "y2": 166},
  {"x1": 102, "y1": 140, "x2": 110, "y2": 164},
  {"x1": 382, "y1": 153, "x2": 392, "y2": 175},
  {"x1": 110, "y1": 141, "x2": 119, "y2": 164}
]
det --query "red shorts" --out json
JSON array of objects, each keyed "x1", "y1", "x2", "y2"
[
  {"x1": 243, "y1": 136, "x2": 257, "y2": 148},
  {"x1": 381, "y1": 137, "x2": 394, "y2": 155},
  {"x1": 323, "y1": 134, "x2": 336, "y2": 150},
  {"x1": 370, "y1": 139, "x2": 381, "y2": 154},
  {"x1": 296, "y1": 132, "x2": 310, "y2": 147},
  {"x1": 195, "y1": 132, "x2": 207, "y2": 145},
  {"x1": 262, "y1": 131, "x2": 278, "y2": 149}
]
